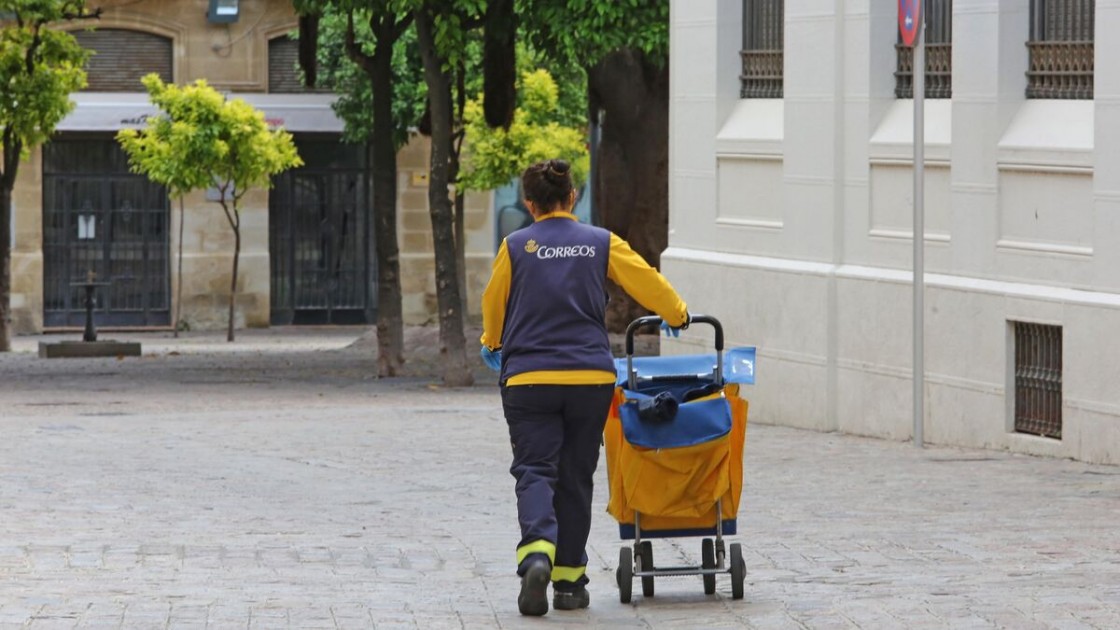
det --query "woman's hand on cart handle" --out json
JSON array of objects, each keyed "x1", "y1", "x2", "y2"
[
  {"x1": 659, "y1": 312, "x2": 691, "y2": 338},
  {"x1": 480, "y1": 346, "x2": 502, "y2": 371}
]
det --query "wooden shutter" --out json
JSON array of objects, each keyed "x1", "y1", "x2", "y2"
[{"x1": 74, "y1": 29, "x2": 173, "y2": 92}]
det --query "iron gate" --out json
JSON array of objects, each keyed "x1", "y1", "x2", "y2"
[
  {"x1": 270, "y1": 138, "x2": 374, "y2": 325},
  {"x1": 42, "y1": 138, "x2": 170, "y2": 328}
]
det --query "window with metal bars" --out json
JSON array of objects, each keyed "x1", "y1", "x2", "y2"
[
  {"x1": 741, "y1": 0, "x2": 783, "y2": 98},
  {"x1": 1013, "y1": 322, "x2": 1063, "y2": 439},
  {"x1": 895, "y1": 0, "x2": 952, "y2": 98},
  {"x1": 1027, "y1": 0, "x2": 1094, "y2": 99}
]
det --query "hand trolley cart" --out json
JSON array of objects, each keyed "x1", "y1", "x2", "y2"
[{"x1": 604, "y1": 314, "x2": 754, "y2": 602}]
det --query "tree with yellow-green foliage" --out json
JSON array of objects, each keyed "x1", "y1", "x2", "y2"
[
  {"x1": 118, "y1": 74, "x2": 302, "y2": 342},
  {"x1": 0, "y1": 1, "x2": 96, "y2": 351},
  {"x1": 458, "y1": 69, "x2": 588, "y2": 194}
]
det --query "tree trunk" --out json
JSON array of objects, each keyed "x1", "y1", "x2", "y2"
[
  {"x1": 452, "y1": 63, "x2": 469, "y2": 319},
  {"x1": 227, "y1": 210, "x2": 240, "y2": 343},
  {"x1": 588, "y1": 49, "x2": 671, "y2": 332},
  {"x1": 369, "y1": 37, "x2": 405, "y2": 377},
  {"x1": 454, "y1": 189, "x2": 467, "y2": 318},
  {"x1": 1, "y1": 134, "x2": 20, "y2": 352},
  {"x1": 174, "y1": 195, "x2": 184, "y2": 337},
  {"x1": 0, "y1": 184, "x2": 12, "y2": 352},
  {"x1": 416, "y1": 9, "x2": 473, "y2": 388}
]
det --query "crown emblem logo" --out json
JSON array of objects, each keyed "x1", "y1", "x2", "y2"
[{"x1": 524, "y1": 239, "x2": 539, "y2": 253}]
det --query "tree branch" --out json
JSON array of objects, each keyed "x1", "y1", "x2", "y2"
[
  {"x1": 24, "y1": 23, "x2": 43, "y2": 75},
  {"x1": 60, "y1": 6, "x2": 102, "y2": 21},
  {"x1": 212, "y1": 177, "x2": 237, "y2": 229},
  {"x1": 16, "y1": 4, "x2": 103, "y2": 76},
  {"x1": 392, "y1": 14, "x2": 414, "y2": 40},
  {"x1": 219, "y1": 199, "x2": 237, "y2": 231},
  {"x1": 344, "y1": 10, "x2": 374, "y2": 73},
  {"x1": 1, "y1": 128, "x2": 21, "y2": 190},
  {"x1": 460, "y1": 15, "x2": 484, "y2": 30},
  {"x1": 217, "y1": 183, "x2": 238, "y2": 232}
]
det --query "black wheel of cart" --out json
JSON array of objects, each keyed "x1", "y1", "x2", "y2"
[
  {"x1": 701, "y1": 538, "x2": 717, "y2": 594},
  {"x1": 639, "y1": 541, "x2": 655, "y2": 597},
  {"x1": 617, "y1": 546, "x2": 633, "y2": 603},
  {"x1": 730, "y1": 543, "x2": 745, "y2": 600}
]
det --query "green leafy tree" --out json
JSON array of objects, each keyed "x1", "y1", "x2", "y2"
[
  {"x1": 0, "y1": 1, "x2": 95, "y2": 351},
  {"x1": 114, "y1": 86, "x2": 212, "y2": 339},
  {"x1": 459, "y1": 69, "x2": 588, "y2": 193},
  {"x1": 518, "y1": 0, "x2": 670, "y2": 330},
  {"x1": 118, "y1": 74, "x2": 302, "y2": 343},
  {"x1": 411, "y1": 0, "x2": 487, "y2": 388},
  {"x1": 293, "y1": 0, "x2": 420, "y2": 377},
  {"x1": 515, "y1": 43, "x2": 585, "y2": 130},
  {"x1": 296, "y1": 0, "x2": 589, "y2": 383}
]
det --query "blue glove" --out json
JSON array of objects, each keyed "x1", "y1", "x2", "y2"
[
  {"x1": 480, "y1": 346, "x2": 502, "y2": 371},
  {"x1": 660, "y1": 313, "x2": 690, "y2": 338}
]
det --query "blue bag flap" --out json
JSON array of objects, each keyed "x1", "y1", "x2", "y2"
[
  {"x1": 726, "y1": 347, "x2": 756, "y2": 384},
  {"x1": 614, "y1": 347, "x2": 756, "y2": 386},
  {"x1": 618, "y1": 393, "x2": 732, "y2": 449}
]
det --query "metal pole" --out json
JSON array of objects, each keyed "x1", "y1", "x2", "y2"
[
  {"x1": 913, "y1": 21, "x2": 925, "y2": 448},
  {"x1": 83, "y1": 284, "x2": 97, "y2": 342}
]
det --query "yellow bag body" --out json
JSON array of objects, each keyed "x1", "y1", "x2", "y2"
[{"x1": 605, "y1": 384, "x2": 748, "y2": 532}]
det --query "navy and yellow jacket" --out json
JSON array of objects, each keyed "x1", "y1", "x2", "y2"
[{"x1": 481, "y1": 212, "x2": 688, "y2": 386}]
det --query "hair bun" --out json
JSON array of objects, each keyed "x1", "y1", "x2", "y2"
[{"x1": 547, "y1": 159, "x2": 571, "y2": 178}]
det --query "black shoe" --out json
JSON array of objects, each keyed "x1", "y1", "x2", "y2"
[
  {"x1": 553, "y1": 586, "x2": 590, "y2": 610},
  {"x1": 518, "y1": 559, "x2": 551, "y2": 616}
]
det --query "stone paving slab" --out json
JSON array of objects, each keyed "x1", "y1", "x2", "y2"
[{"x1": 1, "y1": 330, "x2": 1119, "y2": 629}]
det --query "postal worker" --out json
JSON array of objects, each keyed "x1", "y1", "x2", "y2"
[{"x1": 479, "y1": 158, "x2": 690, "y2": 616}]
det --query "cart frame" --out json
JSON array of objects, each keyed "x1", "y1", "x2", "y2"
[{"x1": 614, "y1": 314, "x2": 747, "y2": 602}]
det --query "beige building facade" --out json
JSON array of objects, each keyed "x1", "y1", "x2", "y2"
[{"x1": 10, "y1": 0, "x2": 493, "y2": 335}]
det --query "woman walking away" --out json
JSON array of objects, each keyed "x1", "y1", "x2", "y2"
[{"x1": 479, "y1": 158, "x2": 690, "y2": 616}]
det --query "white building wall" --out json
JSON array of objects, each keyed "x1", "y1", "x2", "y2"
[{"x1": 666, "y1": 0, "x2": 1120, "y2": 464}]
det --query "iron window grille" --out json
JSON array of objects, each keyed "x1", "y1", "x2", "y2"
[
  {"x1": 1013, "y1": 322, "x2": 1063, "y2": 439},
  {"x1": 895, "y1": 0, "x2": 952, "y2": 99},
  {"x1": 741, "y1": 0, "x2": 784, "y2": 98},
  {"x1": 1027, "y1": 0, "x2": 1094, "y2": 99}
]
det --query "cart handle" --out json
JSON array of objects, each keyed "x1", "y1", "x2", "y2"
[
  {"x1": 625, "y1": 314, "x2": 725, "y2": 391},
  {"x1": 625, "y1": 314, "x2": 724, "y2": 355}
]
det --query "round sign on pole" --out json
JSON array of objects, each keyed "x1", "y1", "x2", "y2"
[{"x1": 899, "y1": 0, "x2": 922, "y2": 47}]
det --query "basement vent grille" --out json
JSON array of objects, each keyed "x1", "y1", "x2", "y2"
[{"x1": 1013, "y1": 322, "x2": 1062, "y2": 439}]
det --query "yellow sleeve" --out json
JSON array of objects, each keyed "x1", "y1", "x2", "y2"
[
  {"x1": 480, "y1": 239, "x2": 512, "y2": 350},
  {"x1": 606, "y1": 233, "x2": 689, "y2": 326}
]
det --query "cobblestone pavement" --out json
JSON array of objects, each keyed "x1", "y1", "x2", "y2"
[{"x1": 1, "y1": 329, "x2": 1119, "y2": 629}]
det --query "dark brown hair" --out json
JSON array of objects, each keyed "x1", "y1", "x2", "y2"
[{"x1": 521, "y1": 159, "x2": 574, "y2": 212}]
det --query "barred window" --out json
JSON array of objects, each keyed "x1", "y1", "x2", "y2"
[
  {"x1": 895, "y1": 0, "x2": 952, "y2": 99},
  {"x1": 1027, "y1": 0, "x2": 1094, "y2": 99},
  {"x1": 1013, "y1": 322, "x2": 1062, "y2": 439},
  {"x1": 741, "y1": 0, "x2": 783, "y2": 98}
]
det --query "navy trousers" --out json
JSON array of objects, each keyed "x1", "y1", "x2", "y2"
[{"x1": 502, "y1": 383, "x2": 615, "y2": 590}]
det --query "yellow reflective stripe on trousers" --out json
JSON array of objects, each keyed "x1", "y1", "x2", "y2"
[
  {"x1": 551, "y1": 565, "x2": 586, "y2": 583},
  {"x1": 516, "y1": 540, "x2": 556, "y2": 566}
]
